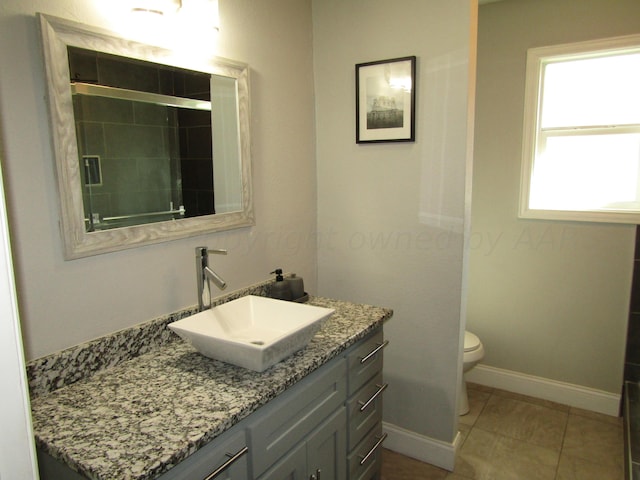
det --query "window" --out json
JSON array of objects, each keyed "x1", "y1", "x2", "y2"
[{"x1": 520, "y1": 35, "x2": 640, "y2": 224}]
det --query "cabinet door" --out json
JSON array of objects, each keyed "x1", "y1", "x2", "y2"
[
  {"x1": 248, "y1": 359, "x2": 347, "y2": 477},
  {"x1": 257, "y1": 442, "x2": 306, "y2": 480},
  {"x1": 307, "y1": 408, "x2": 347, "y2": 480},
  {"x1": 258, "y1": 408, "x2": 347, "y2": 480}
]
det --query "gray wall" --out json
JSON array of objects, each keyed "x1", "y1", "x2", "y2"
[
  {"x1": 1, "y1": 0, "x2": 477, "y2": 457},
  {"x1": 313, "y1": 0, "x2": 476, "y2": 445},
  {"x1": 467, "y1": 0, "x2": 640, "y2": 394},
  {"x1": 0, "y1": 0, "x2": 318, "y2": 360}
]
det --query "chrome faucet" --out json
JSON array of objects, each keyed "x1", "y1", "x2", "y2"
[{"x1": 196, "y1": 246, "x2": 227, "y2": 311}]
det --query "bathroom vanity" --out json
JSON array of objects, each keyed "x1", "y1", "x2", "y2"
[{"x1": 28, "y1": 283, "x2": 392, "y2": 480}]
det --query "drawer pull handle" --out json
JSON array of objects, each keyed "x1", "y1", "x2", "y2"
[
  {"x1": 359, "y1": 340, "x2": 389, "y2": 364},
  {"x1": 358, "y1": 383, "x2": 388, "y2": 412},
  {"x1": 358, "y1": 433, "x2": 388, "y2": 466},
  {"x1": 203, "y1": 446, "x2": 248, "y2": 480}
]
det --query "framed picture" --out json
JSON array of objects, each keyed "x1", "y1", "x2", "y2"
[{"x1": 356, "y1": 56, "x2": 416, "y2": 144}]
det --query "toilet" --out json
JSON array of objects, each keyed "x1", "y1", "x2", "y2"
[{"x1": 460, "y1": 331, "x2": 485, "y2": 415}]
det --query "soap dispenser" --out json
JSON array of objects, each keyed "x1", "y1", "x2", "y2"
[
  {"x1": 287, "y1": 273, "x2": 305, "y2": 301},
  {"x1": 270, "y1": 269, "x2": 292, "y2": 300}
]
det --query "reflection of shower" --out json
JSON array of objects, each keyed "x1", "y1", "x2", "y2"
[
  {"x1": 69, "y1": 46, "x2": 217, "y2": 232},
  {"x1": 82, "y1": 155, "x2": 102, "y2": 232},
  {"x1": 85, "y1": 168, "x2": 95, "y2": 231}
]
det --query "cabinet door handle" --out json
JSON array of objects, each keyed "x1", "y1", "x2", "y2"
[
  {"x1": 358, "y1": 383, "x2": 388, "y2": 412},
  {"x1": 203, "y1": 446, "x2": 248, "y2": 480},
  {"x1": 359, "y1": 340, "x2": 389, "y2": 364},
  {"x1": 358, "y1": 433, "x2": 388, "y2": 466}
]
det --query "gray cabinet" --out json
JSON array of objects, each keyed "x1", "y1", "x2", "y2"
[
  {"x1": 247, "y1": 359, "x2": 347, "y2": 478},
  {"x1": 347, "y1": 371, "x2": 384, "y2": 451},
  {"x1": 256, "y1": 440, "x2": 306, "y2": 480},
  {"x1": 37, "y1": 427, "x2": 250, "y2": 480},
  {"x1": 158, "y1": 429, "x2": 249, "y2": 480},
  {"x1": 247, "y1": 329, "x2": 387, "y2": 480},
  {"x1": 308, "y1": 408, "x2": 347, "y2": 480},
  {"x1": 348, "y1": 425, "x2": 385, "y2": 480},
  {"x1": 346, "y1": 330, "x2": 388, "y2": 480},
  {"x1": 258, "y1": 408, "x2": 347, "y2": 480}
]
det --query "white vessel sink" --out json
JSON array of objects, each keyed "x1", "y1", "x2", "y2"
[{"x1": 169, "y1": 295, "x2": 335, "y2": 372}]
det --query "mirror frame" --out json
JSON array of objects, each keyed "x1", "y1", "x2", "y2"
[{"x1": 38, "y1": 13, "x2": 253, "y2": 259}]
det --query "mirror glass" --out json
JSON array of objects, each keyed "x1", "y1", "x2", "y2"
[{"x1": 39, "y1": 14, "x2": 253, "y2": 259}]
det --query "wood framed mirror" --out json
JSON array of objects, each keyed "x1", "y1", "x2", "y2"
[{"x1": 38, "y1": 13, "x2": 253, "y2": 259}]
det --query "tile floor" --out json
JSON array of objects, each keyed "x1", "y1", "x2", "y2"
[{"x1": 381, "y1": 383, "x2": 625, "y2": 480}]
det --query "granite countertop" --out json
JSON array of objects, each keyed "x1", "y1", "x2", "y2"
[{"x1": 29, "y1": 294, "x2": 392, "y2": 480}]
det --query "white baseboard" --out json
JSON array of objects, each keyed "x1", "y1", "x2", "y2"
[
  {"x1": 465, "y1": 364, "x2": 620, "y2": 416},
  {"x1": 382, "y1": 422, "x2": 461, "y2": 471}
]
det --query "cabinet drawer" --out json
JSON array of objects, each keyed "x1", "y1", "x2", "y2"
[
  {"x1": 347, "y1": 371, "x2": 385, "y2": 450},
  {"x1": 349, "y1": 455, "x2": 381, "y2": 480},
  {"x1": 157, "y1": 428, "x2": 249, "y2": 480},
  {"x1": 348, "y1": 425, "x2": 385, "y2": 480},
  {"x1": 38, "y1": 428, "x2": 250, "y2": 480},
  {"x1": 248, "y1": 358, "x2": 347, "y2": 477},
  {"x1": 347, "y1": 330, "x2": 386, "y2": 395}
]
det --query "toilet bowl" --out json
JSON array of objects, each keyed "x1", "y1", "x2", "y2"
[{"x1": 460, "y1": 331, "x2": 484, "y2": 415}]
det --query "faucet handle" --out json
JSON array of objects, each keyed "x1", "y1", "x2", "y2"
[{"x1": 195, "y1": 246, "x2": 227, "y2": 256}]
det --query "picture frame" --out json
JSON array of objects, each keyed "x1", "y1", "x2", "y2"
[{"x1": 356, "y1": 56, "x2": 416, "y2": 144}]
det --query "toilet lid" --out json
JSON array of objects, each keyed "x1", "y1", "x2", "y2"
[{"x1": 464, "y1": 331, "x2": 481, "y2": 352}]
